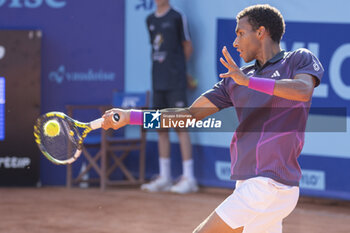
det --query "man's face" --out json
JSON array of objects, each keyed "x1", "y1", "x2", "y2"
[
  {"x1": 155, "y1": 0, "x2": 169, "y2": 7},
  {"x1": 233, "y1": 16, "x2": 260, "y2": 63}
]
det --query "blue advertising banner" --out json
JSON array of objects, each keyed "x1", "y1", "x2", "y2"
[
  {"x1": 0, "y1": 0, "x2": 124, "y2": 109},
  {"x1": 0, "y1": 0, "x2": 125, "y2": 185}
]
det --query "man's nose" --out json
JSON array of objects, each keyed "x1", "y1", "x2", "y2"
[{"x1": 233, "y1": 38, "x2": 238, "y2": 48}]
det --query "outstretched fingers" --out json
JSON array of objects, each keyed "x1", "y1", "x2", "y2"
[
  {"x1": 220, "y1": 57, "x2": 230, "y2": 69},
  {"x1": 218, "y1": 46, "x2": 249, "y2": 85},
  {"x1": 219, "y1": 47, "x2": 238, "y2": 78},
  {"x1": 219, "y1": 57, "x2": 232, "y2": 78},
  {"x1": 219, "y1": 71, "x2": 232, "y2": 78},
  {"x1": 222, "y1": 46, "x2": 238, "y2": 68}
]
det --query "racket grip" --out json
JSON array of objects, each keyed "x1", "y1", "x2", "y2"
[
  {"x1": 90, "y1": 113, "x2": 120, "y2": 130},
  {"x1": 90, "y1": 118, "x2": 104, "y2": 130}
]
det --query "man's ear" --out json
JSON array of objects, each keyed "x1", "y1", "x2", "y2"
[{"x1": 257, "y1": 26, "x2": 266, "y2": 38}]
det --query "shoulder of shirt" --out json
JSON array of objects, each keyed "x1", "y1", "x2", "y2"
[
  {"x1": 170, "y1": 7, "x2": 186, "y2": 19},
  {"x1": 146, "y1": 12, "x2": 156, "y2": 21},
  {"x1": 288, "y1": 48, "x2": 315, "y2": 59},
  {"x1": 283, "y1": 48, "x2": 317, "y2": 67}
]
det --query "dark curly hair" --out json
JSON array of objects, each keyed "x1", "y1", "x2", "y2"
[{"x1": 236, "y1": 4, "x2": 285, "y2": 43}]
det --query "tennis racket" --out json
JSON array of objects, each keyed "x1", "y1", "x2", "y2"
[{"x1": 34, "y1": 111, "x2": 119, "y2": 165}]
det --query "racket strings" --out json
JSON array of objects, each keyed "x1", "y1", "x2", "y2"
[{"x1": 37, "y1": 116, "x2": 81, "y2": 161}]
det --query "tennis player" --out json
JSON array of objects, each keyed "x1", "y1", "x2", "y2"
[{"x1": 102, "y1": 4, "x2": 324, "y2": 233}]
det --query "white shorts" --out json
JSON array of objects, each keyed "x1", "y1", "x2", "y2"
[{"x1": 215, "y1": 177, "x2": 299, "y2": 233}]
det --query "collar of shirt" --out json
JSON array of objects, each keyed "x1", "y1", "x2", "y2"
[{"x1": 253, "y1": 50, "x2": 286, "y2": 72}]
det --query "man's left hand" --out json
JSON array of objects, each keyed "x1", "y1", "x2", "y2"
[{"x1": 219, "y1": 46, "x2": 249, "y2": 86}]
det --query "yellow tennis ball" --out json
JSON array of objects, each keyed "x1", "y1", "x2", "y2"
[{"x1": 44, "y1": 120, "x2": 60, "y2": 137}]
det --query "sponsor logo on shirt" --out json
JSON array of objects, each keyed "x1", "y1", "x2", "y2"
[
  {"x1": 271, "y1": 70, "x2": 281, "y2": 78},
  {"x1": 312, "y1": 58, "x2": 320, "y2": 71},
  {"x1": 153, "y1": 34, "x2": 163, "y2": 51},
  {"x1": 152, "y1": 34, "x2": 167, "y2": 62},
  {"x1": 161, "y1": 22, "x2": 171, "y2": 29}
]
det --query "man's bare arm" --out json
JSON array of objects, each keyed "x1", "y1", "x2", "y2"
[
  {"x1": 102, "y1": 96, "x2": 219, "y2": 130},
  {"x1": 219, "y1": 46, "x2": 317, "y2": 102}
]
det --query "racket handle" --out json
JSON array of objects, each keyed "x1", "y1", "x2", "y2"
[
  {"x1": 90, "y1": 118, "x2": 104, "y2": 130},
  {"x1": 90, "y1": 113, "x2": 120, "y2": 130}
]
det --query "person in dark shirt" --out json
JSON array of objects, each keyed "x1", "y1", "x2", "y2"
[
  {"x1": 141, "y1": 0, "x2": 198, "y2": 194},
  {"x1": 103, "y1": 4, "x2": 324, "y2": 232}
]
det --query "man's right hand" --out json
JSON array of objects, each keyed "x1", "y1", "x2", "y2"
[{"x1": 102, "y1": 108, "x2": 130, "y2": 130}]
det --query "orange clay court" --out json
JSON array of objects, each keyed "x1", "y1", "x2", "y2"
[{"x1": 1, "y1": 187, "x2": 350, "y2": 233}]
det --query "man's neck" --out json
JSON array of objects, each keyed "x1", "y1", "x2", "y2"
[
  {"x1": 156, "y1": 4, "x2": 170, "y2": 16},
  {"x1": 256, "y1": 42, "x2": 281, "y2": 67}
]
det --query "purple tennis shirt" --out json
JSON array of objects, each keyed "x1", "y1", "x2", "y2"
[{"x1": 204, "y1": 49, "x2": 324, "y2": 186}]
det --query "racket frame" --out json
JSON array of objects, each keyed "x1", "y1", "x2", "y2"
[{"x1": 34, "y1": 112, "x2": 102, "y2": 165}]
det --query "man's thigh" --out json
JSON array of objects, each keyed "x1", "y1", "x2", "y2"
[
  {"x1": 193, "y1": 211, "x2": 243, "y2": 233},
  {"x1": 214, "y1": 177, "x2": 299, "y2": 233}
]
